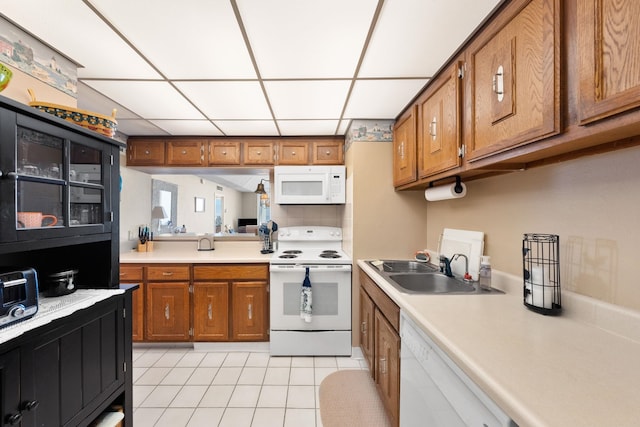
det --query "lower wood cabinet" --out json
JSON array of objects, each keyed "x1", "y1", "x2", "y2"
[
  {"x1": 122, "y1": 263, "x2": 269, "y2": 342},
  {"x1": 359, "y1": 268, "x2": 400, "y2": 427}
]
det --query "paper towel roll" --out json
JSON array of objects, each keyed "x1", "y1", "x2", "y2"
[{"x1": 424, "y1": 182, "x2": 467, "y2": 201}]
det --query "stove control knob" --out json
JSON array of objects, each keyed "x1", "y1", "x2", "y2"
[{"x1": 9, "y1": 304, "x2": 26, "y2": 318}]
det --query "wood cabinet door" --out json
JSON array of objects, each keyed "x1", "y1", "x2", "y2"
[
  {"x1": 359, "y1": 287, "x2": 375, "y2": 377},
  {"x1": 193, "y1": 282, "x2": 229, "y2": 341},
  {"x1": 468, "y1": 0, "x2": 559, "y2": 161},
  {"x1": 278, "y1": 141, "x2": 309, "y2": 165},
  {"x1": 126, "y1": 139, "x2": 165, "y2": 166},
  {"x1": 393, "y1": 106, "x2": 417, "y2": 187},
  {"x1": 312, "y1": 139, "x2": 344, "y2": 164},
  {"x1": 418, "y1": 63, "x2": 462, "y2": 178},
  {"x1": 244, "y1": 141, "x2": 275, "y2": 165},
  {"x1": 146, "y1": 282, "x2": 191, "y2": 341},
  {"x1": 166, "y1": 139, "x2": 207, "y2": 166},
  {"x1": 232, "y1": 281, "x2": 268, "y2": 341},
  {"x1": 578, "y1": 0, "x2": 640, "y2": 124},
  {"x1": 209, "y1": 141, "x2": 241, "y2": 165},
  {"x1": 375, "y1": 309, "x2": 400, "y2": 427}
]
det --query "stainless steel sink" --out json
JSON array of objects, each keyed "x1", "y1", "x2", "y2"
[
  {"x1": 376, "y1": 260, "x2": 438, "y2": 273},
  {"x1": 366, "y1": 259, "x2": 503, "y2": 295},
  {"x1": 387, "y1": 273, "x2": 476, "y2": 294}
]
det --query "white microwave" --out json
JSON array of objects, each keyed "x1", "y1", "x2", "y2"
[{"x1": 274, "y1": 165, "x2": 346, "y2": 205}]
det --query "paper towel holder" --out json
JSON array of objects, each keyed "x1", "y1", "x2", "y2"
[{"x1": 428, "y1": 175, "x2": 465, "y2": 194}]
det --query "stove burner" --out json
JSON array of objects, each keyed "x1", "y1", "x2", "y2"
[
  {"x1": 321, "y1": 250, "x2": 338, "y2": 254},
  {"x1": 319, "y1": 253, "x2": 341, "y2": 259},
  {"x1": 279, "y1": 254, "x2": 298, "y2": 259},
  {"x1": 283, "y1": 250, "x2": 302, "y2": 254}
]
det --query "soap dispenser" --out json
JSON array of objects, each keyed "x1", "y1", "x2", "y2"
[{"x1": 479, "y1": 256, "x2": 492, "y2": 290}]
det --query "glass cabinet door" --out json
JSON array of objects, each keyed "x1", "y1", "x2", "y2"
[
  {"x1": 16, "y1": 127, "x2": 65, "y2": 229},
  {"x1": 12, "y1": 122, "x2": 110, "y2": 237}
]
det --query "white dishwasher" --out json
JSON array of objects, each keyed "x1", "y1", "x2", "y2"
[{"x1": 400, "y1": 311, "x2": 517, "y2": 427}]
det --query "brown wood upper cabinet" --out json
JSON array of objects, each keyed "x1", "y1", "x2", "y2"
[
  {"x1": 278, "y1": 140, "x2": 309, "y2": 165},
  {"x1": 126, "y1": 139, "x2": 165, "y2": 166},
  {"x1": 466, "y1": 0, "x2": 560, "y2": 162},
  {"x1": 166, "y1": 139, "x2": 207, "y2": 166},
  {"x1": 577, "y1": 0, "x2": 640, "y2": 124},
  {"x1": 418, "y1": 61, "x2": 462, "y2": 178},
  {"x1": 244, "y1": 140, "x2": 275, "y2": 165},
  {"x1": 209, "y1": 140, "x2": 241, "y2": 165},
  {"x1": 312, "y1": 139, "x2": 344, "y2": 164},
  {"x1": 392, "y1": 106, "x2": 418, "y2": 187}
]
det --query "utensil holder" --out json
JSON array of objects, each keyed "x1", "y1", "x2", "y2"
[
  {"x1": 146, "y1": 241, "x2": 154, "y2": 252},
  {"x1": 522, "y1": 233, "x2": 561, "y2": 315},
  {"x1": 137, "y1": 243, "x2": 147, "y2": 252}
]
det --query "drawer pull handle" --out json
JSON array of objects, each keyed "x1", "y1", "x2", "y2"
[
  {"x1": 492, "y1": 64, "x2": 505, "y2": 102},
  {"x1": 248, "y1": 303, "x2": 253, "y2": 320},
  {"x1": 165, "y1": 303, "x2": 170, "y2": 320},
  {"x1": 23, "y1": 400, "x2": 39, "y2": 411},
  {"x1": 222, "y1": 151, "x2": 227, "y2": 155},
  {"x1": 429, "y1": 117, "x2": 437, "y2": 140},
  {"x1": 291, "y1": 151, "x2": 296, "y2": 155},
  {"x1": 325, "y1": 150, "x2": 331, "y2": 155},
  {"x1": 208, "y1": 303, "x2": 213, "y2": 320},
  {"x1": 256, "y1": 151, "x2": 262, "y2": 155},
  {"x1": 162, "y1": 272, "x2": 174, "y2": 276},
  {"x1": 6, "y1": 413, "x2": 22, "y2": 425},
  {"x1": 181, "y1": 150, "x2": 187, "y2": 155},
  {"x1": 380, "y1": 357, "x2": 387, "y2": 374},
  {"x1": 144, "y1": 149, "x2": 150, "y2": 155}
]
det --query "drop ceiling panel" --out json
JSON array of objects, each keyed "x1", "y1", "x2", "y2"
[
  {"x1": 116, "y1": 119, "x2": 169, "y2": 136},
  {"x1": 175, "y1": 81, "x2": 272, "y2": 120},
  {"x1": 77, "y1": 82, "x2": 138, "y2": 119},
  {"x1": 1, "y1": 1, "x2": 160, "y2": 79},
  {"x1": 337, "y1": 120, "x2": 352, "y2": 136},
  {"x1": 277, "y1": 120, "x2": 340, "y2": 136},
  {"x1": 265, "y1": 80, "x2": 351, "y2": 119},
  {"x1": 236, "y1": 0, "x2": 378, "y2": 78},
  {"x1": 89, "y1": 0, "x2": 256, "y2": 79},
  {"x1": 359, "y1": 0, "x2": 501, "y2": 77},
  {"x1": 149, "y1": 120, "x2": 223, "y2": 136},
  {"x1": 344, "y1": 79, "x2": 428, "y2": 118},
  {"x1": 83, "y1": 81, "x2": 205, "y2": 120},
  {"x1": 214, "y1": 120, "x2": 279, "y2": 136}
]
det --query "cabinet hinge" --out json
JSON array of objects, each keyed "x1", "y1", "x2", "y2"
[
  {"x1": 108, "y1": 212, "x2": 114, "y2": 222},
  {"x1": 123, "y1": 362, "x2": 127, "y2": 373},
  {"x1": 458, "y1": 144, "x2": 466, "y2": 158},
  {"x1": 123, "y1": 308, "x2": 126, "y2": 318},
  {"x1": 110, "y1": 154, "x2": 114, "y2": 165}
]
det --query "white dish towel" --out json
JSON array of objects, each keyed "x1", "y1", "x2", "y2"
[{"x1": 300, "y1": 267, "x2": 312, "y2": 323}]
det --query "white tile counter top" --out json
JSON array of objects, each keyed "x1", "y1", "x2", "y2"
[
  {"x1": 120, "y1": 241, "x2": 272, "y2": 263},
  {"x1": 0, "y1": 289, "x2": 124, "y2": 345},
  {"x1": 358, "y1": 260, "x2": 640, "y2": 427}
]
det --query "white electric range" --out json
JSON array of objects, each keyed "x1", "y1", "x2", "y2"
[{"x1": 269, "y1": 226, "x2": 352, "y2": 356}]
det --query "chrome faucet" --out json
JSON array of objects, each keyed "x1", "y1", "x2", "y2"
[
  {"x1": 439, "y1": 255, "x2": 453, "y2": 277},
  {"x1": 452, "y1": 253, "x2": 472, "y2": 281}
]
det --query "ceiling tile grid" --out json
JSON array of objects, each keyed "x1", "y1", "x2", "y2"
[{"x1": 1, "y1": 0, "x2": 502, "y2": 137}]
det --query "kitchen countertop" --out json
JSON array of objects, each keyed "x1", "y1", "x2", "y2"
[
  {"x1": 0, "y1": 289, "x2": 124, "y2": 345},
  {"x1": 358, "y1": 260, "x2": 640, "y2": 427},
  {"x1": 120, "y1": 241, "x2": 272, "y2": 263}
]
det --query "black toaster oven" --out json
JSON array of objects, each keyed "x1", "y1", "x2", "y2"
[{"x1": 0, "y1": 268, "x2": 39, "y2": 328}]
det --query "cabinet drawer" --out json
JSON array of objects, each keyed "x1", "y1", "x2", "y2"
[
  {"x1": 147, "y1": 265, "x2": 190, "y2": 281},
  {"x1": 127, "y1": 140, "x2": 165, "y2": 165},
  {"x1": 193, "y1": 264, "x2": 269, "y2": 281},
  {"x1": 312, "y1": 140, "x2": 344, "y2": 164},
  {"x1": 278, "y1": 142, "x2": 309, "y2": 165},
  {"x1": 244, "y1": 141, "x2": 275, "y2": 165},
  {"x1": 209, "y1": 141, "x2": 241, "y2": 165},
  {"x1": 166, "y1": 139, "x2": 206, "y2": 166},
  {"x1": 119, "y1": 265, "x2": 143, "y2": 281}
]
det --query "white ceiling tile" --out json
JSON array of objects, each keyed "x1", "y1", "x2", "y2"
[
  {"x1": 337, "y1": 120, "x2": 351, "y2": 136},
  {"x1": 83, "y1": 81, "x2": 205, "y2": 120},
  {"x1": 149, "y1": 120, "x2": 223, "y2": 136},
  {"x1": 89, "y1": 0, "x2": 256, "y2": 79},
  {"x1": 115, "y1": 119, "x2": 169, "y2": 136},
  {"x1": 277, "y1": 120, "x2": 339, "y2": 136},
  {"x1": 344, "y1": 79, "x2": 428, "y2": 118},
  {"x1": 359, "y1": 0, "x2": 501, "y2": 77},
  {"x1": 237, "y1": 0, "x2": 378, "y2": 78},
  {"x1": 77, "y1": 82, "x2": 138, "y2": 119},
  {"x1": 215, "y1": 121, "x2": 279, "y2": 136},
  {"x1": 265, "y1": 80, "x2": 351, "y2": 119},
  {"x1": 1, "y1": 0, "x2": 160, "y2": 79},
  {"x1": 174, "y1": 81, "x2": 271, "y2": 120}
]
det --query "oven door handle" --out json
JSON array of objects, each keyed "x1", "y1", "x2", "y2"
[{"x1": 270, "y1": 264, "x2": 352, "y2": 272}]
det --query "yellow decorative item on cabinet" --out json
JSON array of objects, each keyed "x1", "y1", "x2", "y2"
[{"x1": 27, "y1": 89, "x2": 117, "y2": 138}]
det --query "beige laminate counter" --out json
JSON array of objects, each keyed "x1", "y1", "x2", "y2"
[
  {"x1": 358, "y1": 260, "x2": 640, "y2": 427},
  {"x1": 120, "y1": 241, "x2": 272, "y2": 264}
]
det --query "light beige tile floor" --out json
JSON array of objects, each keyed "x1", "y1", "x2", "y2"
[{"x1": 132, "y1": 347, "x2": 367, "y2": 427}]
